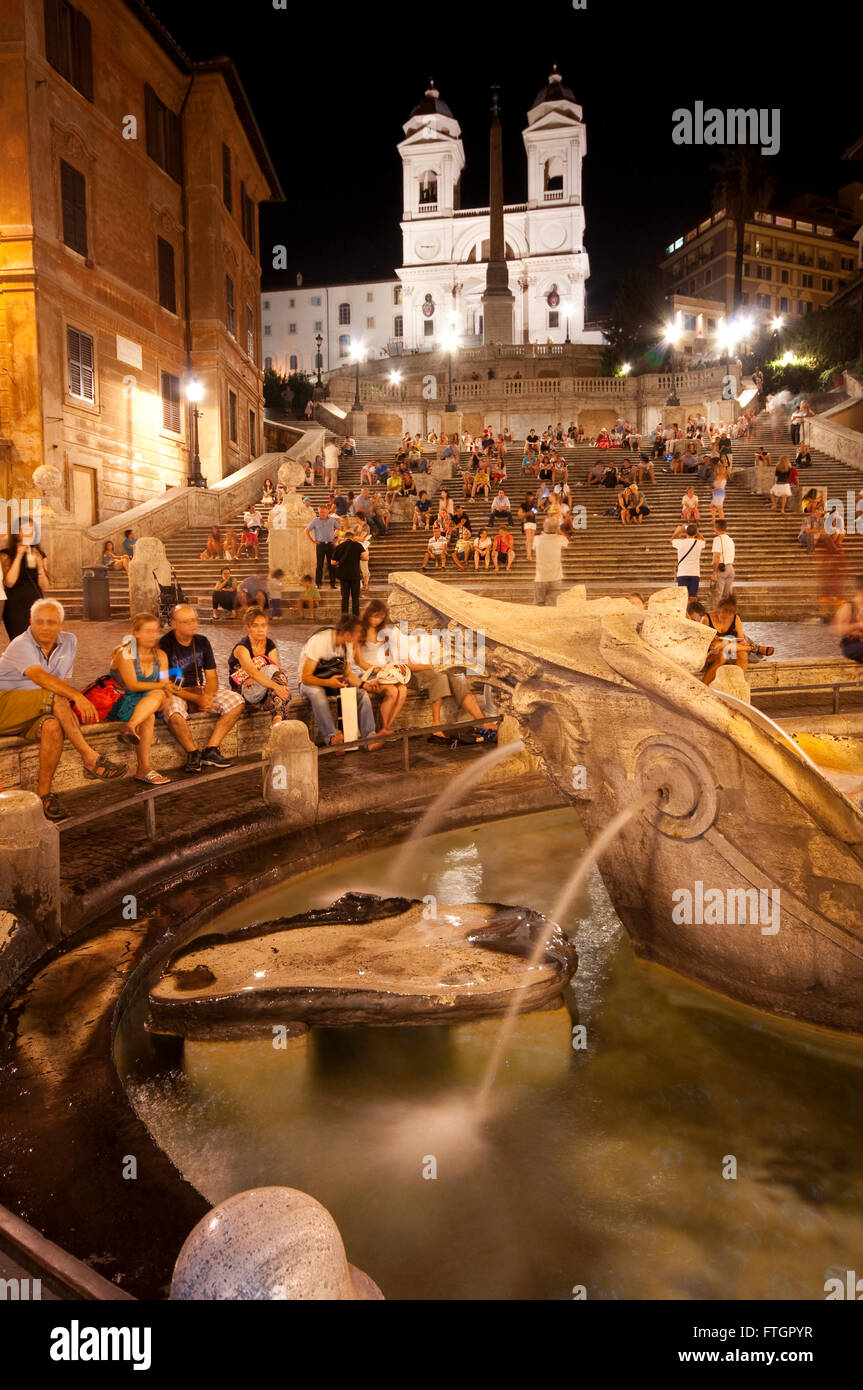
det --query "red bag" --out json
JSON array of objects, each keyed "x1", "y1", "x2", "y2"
[{"x1": 72, "y1": 674, "x2": 126, "y2": 723}]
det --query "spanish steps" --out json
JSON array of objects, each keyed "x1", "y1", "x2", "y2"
[{"x1": 53, "y1": 422, "x2": 863, "y2": 622}]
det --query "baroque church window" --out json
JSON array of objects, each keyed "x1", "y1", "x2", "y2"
[{"x1": 338, "y1": 303, "x2": 351, "y2": 325}]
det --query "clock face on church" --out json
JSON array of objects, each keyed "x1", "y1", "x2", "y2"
[{"x1": 415, "y1": 237, "x2": 441, "y2": 260}]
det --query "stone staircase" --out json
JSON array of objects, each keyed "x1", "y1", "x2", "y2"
[{"x1": 50, "y1": 424, "x2": 863, "y2": 622}]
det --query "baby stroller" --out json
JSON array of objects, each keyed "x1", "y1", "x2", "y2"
[{"x1": 155, "y1": 568, "x2": 185, "y2": 623}]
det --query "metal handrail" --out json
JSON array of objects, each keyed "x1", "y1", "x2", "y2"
[
  {"x1": 58, "y1": 716, "x2": 500, "y2": 842},
  {"x1": 752, "y1": 680, "x2": 863, "y2": 714}
]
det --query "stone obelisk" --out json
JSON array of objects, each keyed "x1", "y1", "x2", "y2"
[{"x1": 481, "y1": 85, "x2": 514, "y2": 346}]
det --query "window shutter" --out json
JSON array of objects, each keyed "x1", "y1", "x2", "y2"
[
  {"x1": 157, "y1": 237, "x2": 176, "y2": 312},
  {"x1": 60, "y1": 159, "x2": 87, "y2": 256},
  {"x1": 44, "y1": 0, "x2": 63, "y2": 72},
  {"x1": 145, "y1": 85, "x2": 160, "y2": 163},
  {"x1": 222, "y1": 144, "x2": 232, "y2": 210},
  {"x1": 161, "y1": 372, "x2": 180, "y2": 433},
  {"x1": 72, "y1": 6, "x2": 93, "y2": 100},
  {"x1": 67, "y1": 327, "x2": 94, "y2": 400},
  {"x1": 165, "y1": 107, "x2": 182, "y2": 183}
]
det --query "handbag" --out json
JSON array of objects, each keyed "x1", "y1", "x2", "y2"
[{"x1": 73, "y1": 674, "x2": 126, "y2": 722}]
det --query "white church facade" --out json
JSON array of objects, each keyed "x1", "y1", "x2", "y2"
[{"x1": 261, "y1": 68, "x2": 602, "y2": 376}]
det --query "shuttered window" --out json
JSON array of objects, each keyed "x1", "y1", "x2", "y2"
[
  {"x1": 240, "y1": 182, "x2": 256, "y2": 252},
  {"x1": 44, "y1": 0, "x2": 93, "y2": 100},
  {"x1": 145, "y1": 84, "x2": 182, "y2": 182},
  {"x1": 67, "y1": 326, "x2": 94, "y2": 401},
  {"x1": 225, "y1": 274, "x2": 235, "y2": 335},
  {"x1": 161, "y1": 372, "x2": 181, "y2": 433},
  {"x1": 249, "y1": 409, "x2": 256, "y2": 455},
  {"x1": 228, "y1": 390, "x2": 238, "y2": 443},
  {"x1": 157, "y1": 237, "x2": 176, "y2": 313},
  {"x1": 60, "y1": 159, "x2": 87, "y2": 255},
  {"x1": 222, "y1": 144, "x2": 232, "y2": 210},
  {"x1": 246, "y1": 305, "x2": 254, "y2": 359}
]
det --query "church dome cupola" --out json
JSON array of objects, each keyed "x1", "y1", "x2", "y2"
[
  {"x1": 408, "y1": 82, "x2": 455, "y2": 123},
  {"x1": 532, "y1": 65, "x2": 577, "y2": 109},
  {"x1": 527, "y1": 64, "x2": 582, "y2": 125}
]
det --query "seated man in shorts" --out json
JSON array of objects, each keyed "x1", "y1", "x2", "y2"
[
  {"x1": 0, "y1": 597, "x2": 125, "y2": 821},
  {"x1": 158, "y1": 605, "x2": 244, "y2": 773}
]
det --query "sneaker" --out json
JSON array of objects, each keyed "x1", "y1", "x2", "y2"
[
  {"x1": 184, "y1": 750, "x2": 203, "y2": 774},
  {"x1": 201, "y1": 747, "x2": 234, "y2": 768}
]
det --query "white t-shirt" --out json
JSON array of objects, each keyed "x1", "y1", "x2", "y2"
[
  {"x1": 712, "y1": 533, "x2": 735, "y2": 566},
  {"x1": 298, "y1": 629, "x2": 341, "y2": 685},
  {"x1": 324, "y1": 443, "x2": 339, "y2": 469},
  {"x1": 672, "y1": 536, "x2": 705, "y2": 577},
  {"x1": 533, "y1": 532, "x2": 569, "y2": 582}
]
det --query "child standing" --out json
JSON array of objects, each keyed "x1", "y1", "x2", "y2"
[
  {"x1": 268, "y1": 569, "x2": 284, "y2": 618},
  {"x1": 297, "y1": 573, "x2": 319, "y2": 620}
]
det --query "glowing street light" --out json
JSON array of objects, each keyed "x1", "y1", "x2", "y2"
[
  {"x1": 185, "y1": 375, "x2": 206, "y2": 488},
  {"x1": 620, "y1": 362, "x2": 632, "y2": 376},
  {"x1": 441, "y1": 326, "x2": 460, "y2": 412},
  {"x1": 771, "y1": 316, "x2": 784, "y2": 332},
  {"x1": 389, "y1": 369, "x2": 402, "y2": 386},
  {"x1": 661, "y1": 325, "x2": 681, "y2": 405}
]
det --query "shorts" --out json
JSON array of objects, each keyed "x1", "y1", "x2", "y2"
[
  {"x1": 771, "y1": 483, "x2": 792, "y2": 497},
  {"x1": 159, "y1": 687, "x2": 245, "y2": 721},
  {"x1": 415, "y1": 669, "x2": 470, "y2": 706},
  {"x1": 677, "y1": 575, "x2": 700, "y2": 598},
  {"x1": 0, "y1": 688, "x2": 55, "y2": 740}
]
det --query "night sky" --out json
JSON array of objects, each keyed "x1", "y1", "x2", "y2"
[{"x1": 150, "y1": 0, "x2": 862, "y2": 316}]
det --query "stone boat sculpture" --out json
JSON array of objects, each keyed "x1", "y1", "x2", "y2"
[{"x1": 386, "y1": 574, "x2": 863, "y2": 1036}]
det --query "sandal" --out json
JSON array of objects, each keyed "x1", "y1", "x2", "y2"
[
  {"x1": 118, "y1": 725, "x2": 140, "y2": 747},
  {"x1": 427, "y1": 732, "x2": 449, "y2": 744},
  {"x1": 83, "y1": 755, "x2": 126, "y2": 781},
  {"x1": 40, "y1": 793, "x2": 70, "y2": 823},
  {"x1": 135, "y1": 770, "x2": 170, "y2": 785}
]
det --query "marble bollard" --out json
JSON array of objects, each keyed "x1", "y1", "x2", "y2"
[
  {"x1": 170, "y1": 1187, "x2": 383, "y2": 1300},
  {"x1": 128, "y1": 536, "x2": 171, "y2": 618},
  {"x1": 263, "y1": 720, "x2": 318, "y2": 824},
  {"x1": 0, "y1": 790, "x2": 61, "y2": 996}
]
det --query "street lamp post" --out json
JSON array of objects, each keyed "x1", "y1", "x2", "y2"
[
  {"x1": 442, "y1": 327, "x2": 459, "y2": 413},
  {"x1": 185, "y1": 376, "x2": 206, "y2": 488},
  {"x1": 351, "y1": 343, "x2": 363, "y2": 413},
  {"x1": 315, "y1": 332, "x2": 323, "y2": 391}
]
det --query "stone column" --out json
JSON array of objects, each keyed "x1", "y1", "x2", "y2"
[
  {"x1": 270, "y1": 459, "x2": 315, "y2": 587},
  {"x1": 129, "y1": 535, "x2": 171, "y2": 617},
  {"x1": 0, "y1": 790, "x2": 61, "y2": 996},
  {"x1": 263, "y1": 721, "x2": 319, "y2": 825}
]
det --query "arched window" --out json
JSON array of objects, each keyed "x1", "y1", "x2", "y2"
[
  {"x1": 289, "y1": 354, "x2": 298, "y2": 370},
  {"x1": 339, "y1": 333, "x2": 351, "y2": 357},
  {"x1": 264, "y1": 356, "x2": 272, "y2": 370},
  {"x1": 419, "y1": 170, "x2": 438, "y2": 206},
  {"x1": 543, "y1": 157, "x2": 564, "y2": 193},
  {"x1": 338, "y1": 302, "x2": 351, "y2": 325}
]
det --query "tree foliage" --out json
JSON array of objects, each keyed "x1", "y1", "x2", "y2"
[
  {"x1": 262, "y1": 365, "x2": 290, "y2": 410},
  {"x1": 601, "y1": 271, "x2": 669, "y2": 374}
]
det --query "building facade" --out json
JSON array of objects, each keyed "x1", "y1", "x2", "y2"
[
  {"x1": 660, "y1": 191, "x2": 860, "y2": 331},
  {"x1": 0, "y1": 0, "x2": 282, "y2": 526},
  {"x1": 261, "y1": 67, "x2": 603, "y2": 381},
  {"x1": 262, "y1": 278, "x2": 401, "y2": 378}
]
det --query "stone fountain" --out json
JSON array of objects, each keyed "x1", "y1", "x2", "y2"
[{"x1": 379, "y1": 574, "x2": 863, "y2": 1036}]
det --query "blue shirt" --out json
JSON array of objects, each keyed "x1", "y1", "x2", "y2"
[
  {"x1": 122, "y1": 537, "x2": 135, "y2": 558},
  {"x1": 0, "y1": 629, "x2": 77, "y2": 691},
  {"x1": 307, "y1": 516, "x2": 337, "y2": 543},
  {"x1": 333, "y1": 497, "x2": 349, "y2": 517}
]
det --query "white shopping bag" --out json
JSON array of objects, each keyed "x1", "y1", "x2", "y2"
[{"x1": 339, "y1": 685, "x2": 359, "y2": 744}]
